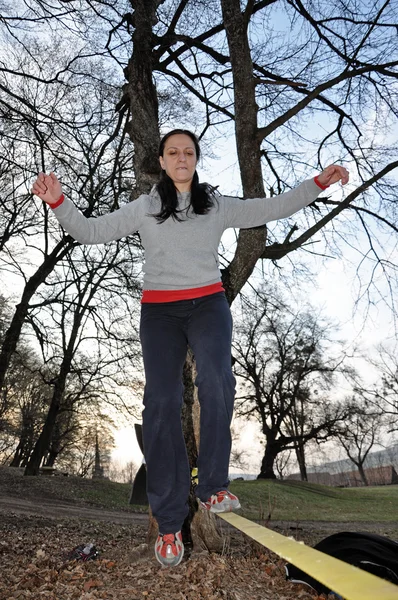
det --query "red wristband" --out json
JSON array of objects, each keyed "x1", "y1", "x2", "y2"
[
  {"x1": 314, "y1": 175, "x2": 329, "y2": 190},
  {"x1": 48, "y1": 194, "x2": 65, "y2": 209}
]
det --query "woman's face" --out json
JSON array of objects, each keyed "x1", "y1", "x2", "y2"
[{"x1": 159, "y1": 134, "x2": 198, "y2": 192}]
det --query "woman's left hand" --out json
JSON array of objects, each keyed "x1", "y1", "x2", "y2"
[{"x1": 317, "y1": 165, "x2": 349, "y2": 187}]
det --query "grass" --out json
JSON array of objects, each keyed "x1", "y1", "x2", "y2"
[
  {"x1": 229, "y1": 478, "x2": 398, "y2": 522},
  {"x1": 0, "y1": 467, "x2": 147, "y2": 513},
  {"x1": 67, "y1": 477, "x2": 148, "y2": 512},
  {"x1": 2, "y1": 467, "x2": 397, "y2": 522},
  {"x1": 40, "y1": 474, "x2": 398, "y2": 522},
  {"x1": 78, "y1": 477, "x2": 397, "y2": 522}
]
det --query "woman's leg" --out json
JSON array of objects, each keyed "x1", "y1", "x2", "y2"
[
  {"x1": 187, "y1": 293, "x2": 236, "y2": 502},
  {"x1": 140, "y1": 303, "x2": 190, "y2": 534}
]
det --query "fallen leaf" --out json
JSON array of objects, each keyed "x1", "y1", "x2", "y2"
[
  {"x1": 167, "y1": 573, "x2": 183, "y2": 581},
  {"x1": 83, "y1": 578, "x2": 103, "y2": 592}
]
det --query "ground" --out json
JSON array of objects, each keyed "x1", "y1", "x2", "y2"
[{"x1": 1, "y1": 468, "x2": 397, "y2": 600}]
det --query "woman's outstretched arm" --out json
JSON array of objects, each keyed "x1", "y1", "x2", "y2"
[
  {"x1": 31, "y1": 172, "x2": 145, "y2": 245},
  {"x1": 222, "y1": 165, "x2": 349, "y2": 230}
]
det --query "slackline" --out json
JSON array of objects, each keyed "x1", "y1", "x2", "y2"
[{"x1": 218, "y1": 512, "x2": 398, "y2": 600}]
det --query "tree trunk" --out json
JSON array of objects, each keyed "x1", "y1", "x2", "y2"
[
  {"x1": 125, "y1": 0, "x2": 160, "y2": 195},
  {"x1": 257, "y1": 440, "x2": 279, "y2": 479},
  {"x1": 24, "y1": 394, "x2": 61, "y2": 475},
  {"x1": 357, "y1": 463, "x2": 369, "y2": 486},
  {"x1": 25, "y1": 315, "x2": 81, "y2": 476},
  {"x1": 43, "y1": 419, "x2": 63, "y2": 467},
  {"x1": 9, "y1": 441, "x2": 24, "y2": 468},
  {"x1": 295, "y1": 443, "x2": 308, "y2": 481},
  {"x1": 220, "y1": 0, "x2": 268, "y2": 304},
  {"x1": 183, "y1": 353, "x2": 223, "y2": 554}
]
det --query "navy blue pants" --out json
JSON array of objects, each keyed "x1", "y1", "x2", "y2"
[{"x1": 140, "y1": 292, "x2": 236, "y2": 534}]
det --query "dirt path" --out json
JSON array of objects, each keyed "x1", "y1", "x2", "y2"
[{"x1": 0, "y1": 494, "x2": 148, "y2": 524}]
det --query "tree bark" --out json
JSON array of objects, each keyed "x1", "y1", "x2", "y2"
[
  {"x1": 295, "y1": 443, "x2": 308, "y2": 481},
  {"x1": 357, "y1": 463, "x2": 369, "y2": 486},
  {"x1": 24, "y1": 396, "x2": 61, "y2": 475},
  {"x1": 10, "y1": 442, "x2": 24, "y2": 468},
  {"x1": 43, "y1": 416, "x2": 69, "y2": 467},
  {"x1": 125, "y1": 0, "x2": 161, "y2": 195},
  {"x1": 220, "y1": 0, "x2": 268, "y2": 304},
  {"x1": 183, "y1": 353, "x2": 223, "y2": 554},
  {"x1": 257, "y1": 438, "x2": 279, "y2": 479}
]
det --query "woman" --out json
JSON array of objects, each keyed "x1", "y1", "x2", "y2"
[{"x1": 32, "y1": 129, "x2": 349, "y2": 568}]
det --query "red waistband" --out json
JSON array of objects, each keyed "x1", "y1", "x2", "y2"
[{"x1": 141, "y1": 282, "x2": 225, "y2": 303}]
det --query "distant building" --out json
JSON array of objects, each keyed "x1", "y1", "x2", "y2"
[
  {"x1": 334, "y1": 465, "x2": 398, "y2": 487},
  {"x1": 287, "y1": 464, "x2": 398, "y2": 487},
  {"x1": 309, "y1": 444, "x2": 398, "y2": 476},
  {"x1": 229, "y1": 472, "x2": 257, "y2": 481}
]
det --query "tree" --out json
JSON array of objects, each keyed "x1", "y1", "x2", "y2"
[
  {"x1": 55, "y1": 416, "x2": 115, "y2": 477},
  {"x1": 0, "y1": 28, "x2": 141, "y2": 473},
  {"x1": 336, "y1": 398, "x2": 386, "y2": 486},
  {"x1": 8, "y1": 365, "x2": 52, "y2": 468},
  {"x1": 24, "y1": 242, "x2": 142, "y2": 475},
  {"x1": 355, "y1": 345, "x2": 398, "y2": 431},
  {"x1": 2, "y1": 2, "x2": 397, "y2": 349},
  {"x1": 0, "y1": 296, "x2": 51, "y2": 463},
  {"x1": 233, "y1": 289, "x2": 351, "y2": 478},
  {"x1": 229, "y1": 424, "x2": 250, "y2": 472},
  {"x1": 274, "y1": 450, "x2": 292, "y2": 480},
  {"x1": 0, "y1": 23, "x2": 136, "y2": 392},
  {"x1": 108, "y1": 459, "x2": 138, "y2": 484}
]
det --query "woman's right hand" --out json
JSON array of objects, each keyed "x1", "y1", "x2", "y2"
[{"x1": 31, "y1": 172, "x2": 63, "y2": 205}]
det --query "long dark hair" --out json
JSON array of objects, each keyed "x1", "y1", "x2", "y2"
[{"x1": 154, "y1": 129, "x2": 217, "y2": 223}]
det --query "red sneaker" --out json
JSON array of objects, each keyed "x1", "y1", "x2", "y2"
[
  {"x1": 201, "y1": 490, "x2": 241, "y2": 513},
  {"x1": 154, "y1": 531, "x2": 184, "y2": 567}
]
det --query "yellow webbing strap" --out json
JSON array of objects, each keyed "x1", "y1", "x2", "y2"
[{"x1": 218, "y1": 513, "x2": 398, "y2": 600}]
